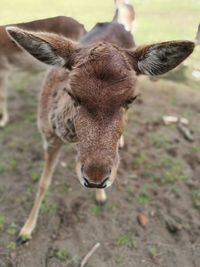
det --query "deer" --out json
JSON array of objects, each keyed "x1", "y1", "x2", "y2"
[
  {"x1": 0, "y1": 16, "x2": 86, "y2": 127},
  {"x1": 113, "y1": 0, "x2": 135, "y2": 31},
  {"x1": 6, "y1": 0, "x2": 194, "y2": 244},
  {"x1": 195, "y1": 24, "x2": 200, "y2": 45}
]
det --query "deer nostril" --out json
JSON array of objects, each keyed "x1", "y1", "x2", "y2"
[
  {"x1": 101, "y1": 177, "x2": 109, "y2": 187},
  {"x1": 83, "y1": 177, "x2": 89, "y2": 187}
]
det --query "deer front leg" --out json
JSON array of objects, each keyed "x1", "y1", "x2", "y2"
[
  {"x1": 0, "y1": 70, "x2": 9, "y2": 127},
  {"x1": 95, "y1": 189, "x2": 107, "y2": 205},
  {"x1": 16, "y1": 142, "x2": 61, "y2": 245}
]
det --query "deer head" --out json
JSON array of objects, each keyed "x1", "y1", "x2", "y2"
[{"x1": 6, "y1": 27, "x2": 194, "y2": 188}]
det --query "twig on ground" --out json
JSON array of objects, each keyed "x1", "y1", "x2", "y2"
[{"x1": 80, "y1": 242, "x2": 101, "y2": 267}]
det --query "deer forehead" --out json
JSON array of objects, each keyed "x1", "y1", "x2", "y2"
[{"x1": 69, "y1": 62, "x2": 136, "y2": 99}]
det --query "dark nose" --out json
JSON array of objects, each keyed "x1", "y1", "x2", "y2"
[
  {"x1": 81, "y1": 164, "x2": 111, "y2": 188},
  {"x1": 83, "y1": 177, "x2": 109, "y2": 188}
]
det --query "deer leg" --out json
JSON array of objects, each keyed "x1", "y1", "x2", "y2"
[
  {"x1": 16, "y1": 142, "x2": 62, "y2": 244},
  {"x1": 0, "y1": 69, "x2": 9, "y2": 127},
  {"x1": 95, "y1": 189, "x2": 107, "y2": 205}
]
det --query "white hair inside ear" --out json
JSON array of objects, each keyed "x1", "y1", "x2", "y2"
[
  {"x1": 138, "y1": 47, "x2": 164, "y2": 76},
  {"x1": 135, "y1": 41, "x2": 195, "y2": 76}
]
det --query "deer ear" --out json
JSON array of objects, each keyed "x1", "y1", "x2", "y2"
[
  {"x1": 126, "y1": 41, "x2": 195, "y2": 76},
  {"x1": 6, "y1": 27, "x2": 78, "y2": 69}
]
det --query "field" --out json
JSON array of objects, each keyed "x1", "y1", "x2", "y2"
[{"x1": 0, "y1": 1, "x2": 200, "y2": 266}]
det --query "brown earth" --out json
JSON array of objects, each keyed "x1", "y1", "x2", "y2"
[{"x1": 0, "y1": 65, "x2": 200, "y2": 267}]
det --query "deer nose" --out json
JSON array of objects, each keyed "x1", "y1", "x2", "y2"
[{"x1": 81, "y1": 165, "x2": 111, "y2": 188}]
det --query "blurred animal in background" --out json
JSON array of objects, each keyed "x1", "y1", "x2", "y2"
[
  {"x1": 195, "y1": 23, "x2": 200, "y2": 45},
  {"x1": 113, "y1": 0, "x2": 135, "y2": 31},
  {"x1": 6, "y1": 0, "x2": 194, "y2": 244},
  {"x1": 0, "y1": 16, "x2": 86, "y2": 127}
]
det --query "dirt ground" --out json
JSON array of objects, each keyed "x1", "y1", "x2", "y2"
[{"x1": 0, "y1": 65, "x2": 200, "y2": 267}]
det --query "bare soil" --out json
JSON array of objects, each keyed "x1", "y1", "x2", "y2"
[{"x1": 0, "y1": 66, "x2": 200, "y2": 267}]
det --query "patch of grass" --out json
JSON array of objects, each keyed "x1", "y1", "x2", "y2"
[
  {"x1": 21, "y1": 186, "x2": 35, "y2": 208},
  {"x1": 133, "y1": 154, "x2": 147, "y2": 169},
  {"x1": 192, "y1": 190, "x2": 200, "y2": 209},
  {"x1": 9, "y1": 159, "x2": 17, "y2": 170},
  {"x1": 150, "y1": 157, "x2": 185, "y2": 185},
  {"x1": 0, "y1": 164, "x2": 6, "y2": 175},
  {"x1": 0, "y1": 159, "x2": 18, "y2": 173},
  {"x1": 7, "y1": 242, "x2": 16, "y2": 251},
  {"x1": 150, "y1": 134, "x2": 169, "y2": 149},
  {"x1": 90, "y1": 205, "x2": 103, "y2": 216},
  {"x1": 115, "y1": 255, "x2": 125, "y2": 265},
  {"x1": 191, "y1": 145, "x2": 200, "y2": 154},
  {"x1": 30, "y1": 170, "x2": 39, "y2": 183},
  {"x1": 1, "y1": 125, "x2": 15, "y2": 134},
  {"x1": 161, "y1": 158, "x2": 185, "y2": 184},
  {"x1": 149, "y1": 245, "x2": 158, "y2": 258},
  {"x1": 0, "y1": 215, "x2": 5, "y2": 230},
  {"x1": 136, "y1": 186, "x2": 151, "y2": 206},
  {"x1": 7, "y1": 222, "x2": 17, "y2": 236},
  {"x1": 115, "y1": 234, "x2": 137, "y2": 249},
  {"x1": 24, "y1": 113, "x2": 37, "y2": 124},
  {"x1": 54, "y1": 248, "x2": 68, "y2": 261},
  {"x1": 28, "y1": 161, "x2": 43, "y2": 183},
  {"x1": 40, "y1": 193, "x2": 58, "y2": 215}
]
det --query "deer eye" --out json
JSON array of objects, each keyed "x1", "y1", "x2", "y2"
[
  {"x1": 123, "y1": 96, "x2": 138, "y2": 109},
  {"x1": 64, "y1": 88, "x2": 81, "y2": 107}
]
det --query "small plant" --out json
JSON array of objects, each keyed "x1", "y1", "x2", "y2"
[
  {"x1": 115, "y1": 255, "x2": 125, "y2": 264},
  {"x1": 192, "y1": 190, "x2": 200, "y2": 209},
  {"x1": 0, "y1": 215, "x2": 5, "y2": 230},
  {"x1": 115, "y1": 234, "x2": 137, "y2": 249},
  {"x1": 136, "y1": 186, "x2": 150, "y2": 206},
  {"x1": 149, "y1": 245, "x2": 157, "y2": 258},
  {"x1": 54, "y1": 248, "x2": 68, "y2": 261}
]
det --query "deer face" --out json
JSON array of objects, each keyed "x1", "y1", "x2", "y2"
[
  {"x1": 6, "y1": 27, "x2": 195, "y2": 188},
  {"x1": 67, "y1": 43, "x2": 137, "y2": 187}
]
